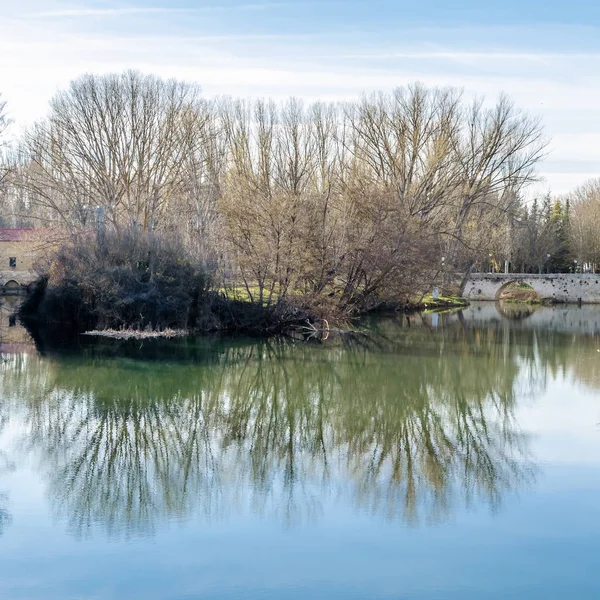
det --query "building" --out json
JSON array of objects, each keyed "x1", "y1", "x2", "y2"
[{"x1": 0, "y1": 228, "x2": 56, "y2": 293}]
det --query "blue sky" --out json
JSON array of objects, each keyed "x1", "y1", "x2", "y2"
[{"x1": 2, "y1": 0, "x2": 600, "y2": 194}]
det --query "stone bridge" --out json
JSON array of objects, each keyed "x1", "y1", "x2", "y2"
[
  {"x1": 0, "y1": 271, "x2": 37, "y2": 295},
  {"x1": 462, "y1": 273, "x2": 600, "y2": 303}
]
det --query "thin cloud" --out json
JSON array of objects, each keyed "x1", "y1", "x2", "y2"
[
  {"x1": 315, "y1": 51, "x2": 600, "y2": 62},
  {"x1": 25, "y1": 4, "x2": 291, "y2": 19},
  {"x1": 27, "y1": 8, "x2": 193, "y2": 18}
]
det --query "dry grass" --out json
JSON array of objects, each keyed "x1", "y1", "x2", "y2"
[{"x1": 82, "y1": 328, "x2": 188, "y2": 340}]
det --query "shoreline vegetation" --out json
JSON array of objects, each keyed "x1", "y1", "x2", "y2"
[
  {"x1": 17, "y1": 228, "x2": 470, "y2": 340},
  {"x1": 3, "y1": 71, "x2": 552, "y2": 338},
  {"x1": 77, "y1": 296, "x2": 471, "y2": 341}
]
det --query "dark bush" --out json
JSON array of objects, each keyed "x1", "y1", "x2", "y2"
[{"x1": 22, "y1": 228, "x2": 211, "y2": 333}]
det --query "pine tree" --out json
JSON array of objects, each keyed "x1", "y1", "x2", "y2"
[{"x1": 548, "y1": 200, "x2": 573, "y2": 272}]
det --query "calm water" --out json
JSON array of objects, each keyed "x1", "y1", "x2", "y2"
[{"x1": 1, "y1": 302, "x2": 600, "y2": 599}]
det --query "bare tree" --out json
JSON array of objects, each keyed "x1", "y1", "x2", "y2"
[
  {"x1": 18, "y1": 71, "x2": 209, "y2": 232},
  {"x1": 0, "y1": 94, "x2": 16, "y2": 226},
  {"x1": 13, "y1": 75, "x2": 548, "y2": 320},
  {"x1": 0, "y1": 93, "x2": 12, "y2": 186},
  {"x1": 569, "y1": 179, "x2": 600, "y2": 269}
]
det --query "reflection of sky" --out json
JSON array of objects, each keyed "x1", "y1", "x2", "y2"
[
  {"x1": 516, "y1": 375, "x2": 600, "y2": 465},
  {"x1": 1, "y1": 402, "x2": 600, "y2": 599},
  {"x1": 1, "y1": 464, "x2": 599, "y2": 599}
]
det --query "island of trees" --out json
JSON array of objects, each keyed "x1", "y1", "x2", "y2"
[{"x1": 1, "y1": 71, "x2": 599, "y2": 334}]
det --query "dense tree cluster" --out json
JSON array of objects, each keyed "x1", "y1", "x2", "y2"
[
  {"x1": 483, "y1": 187, "x2": 600, "y2": 275},
  {"x1": 0, "y1": 70, "x2": 575, "y2": 323},
  {"x1": 568, "y1": 179, "x2": 600, "y2": 271},
  {"x1": 500, "y1": 195, "x2": 573, "y2": 273}
]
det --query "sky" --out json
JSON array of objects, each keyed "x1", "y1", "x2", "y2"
[{"x1": 1, "y1": 0, "x2": 600, "y2": 195}]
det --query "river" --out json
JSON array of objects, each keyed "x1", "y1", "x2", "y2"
[{"x1": 0, "y1": 302, "x2": 599, "y2": 599}]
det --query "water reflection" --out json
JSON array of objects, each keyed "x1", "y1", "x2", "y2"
[
  {"x1": 495, "y1": 301, "x2": 538, "y2": 320},
  {"x1": 0, "y1": 312, "x2": 556, "y2": 538},
  {"x1": 0, "y1": 388, "x2": 12, "y2": 536},
  {"x1": 0, "y1": 296, "x2": 32, "y2": 352}
]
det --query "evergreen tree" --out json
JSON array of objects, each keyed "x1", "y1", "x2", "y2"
[{"x1": 548, "y1": 200, "x2": 573, "y2": 272}]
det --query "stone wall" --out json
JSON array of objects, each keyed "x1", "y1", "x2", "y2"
[
  {"x1": 0, "y1": 241, "x2": 39, "y2": 293},
  {"x1": 0, "y1": 240, "x2": 38, "y2": 274},
  {"x1": 463, "y1": 273, "x2": 600, "y2": 304}
]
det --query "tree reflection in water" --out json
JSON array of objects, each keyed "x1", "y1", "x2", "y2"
[{"x1": 0, "y1": 318, "x2": 566, "y2": 537}]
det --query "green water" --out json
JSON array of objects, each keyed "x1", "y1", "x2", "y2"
[{"x1": 0, "y1": 303, "x2": 600, "y2": 598}]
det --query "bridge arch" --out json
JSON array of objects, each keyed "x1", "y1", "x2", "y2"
[
  {"x1": 2, "y1": 279, "x2": 22, "y2": 294},
  {"x1": 494, "y1": 280, "x2": 540, "y2": 302}
]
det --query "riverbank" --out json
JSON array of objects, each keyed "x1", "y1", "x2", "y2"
[
  {"x1": 25, "y1": 300, "x2": 472, "y2": 342},
  {"x1": 419, "y1": 294, "x2": 470, "y2": 311},
  {"x1": 72, "y1": 296, "x2": 471, "y2": 341}
]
